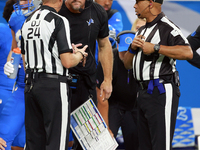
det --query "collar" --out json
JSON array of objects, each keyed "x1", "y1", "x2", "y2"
[
  {"x1": 145, "y1": 12, "x2": 165, "y2": 28},
  {"x1": 40, "y1": 5, "x2": 57, "y2": 13}
]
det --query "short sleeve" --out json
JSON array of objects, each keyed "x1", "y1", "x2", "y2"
[
  {"x1": 95, "y1": 4, "x2": 109, "y2": 39},
  {"x1": 56, "y1": 17, "x2": 73, "y2": 54}
]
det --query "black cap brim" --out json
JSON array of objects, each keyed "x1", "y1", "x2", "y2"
[{"x1": 153, "y1": 0, "x2": 163, "y2": 4}]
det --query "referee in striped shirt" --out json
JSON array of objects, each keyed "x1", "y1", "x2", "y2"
[
  {"x1": 21, "y1": 0, "x2": 88, "y2": 149},
  {"x1": 124, "y1": 0, "x2": 193, "y2": 150}
]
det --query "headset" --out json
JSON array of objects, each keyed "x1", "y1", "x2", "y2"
[
  {"x1": 13, "y1": 0, "x2": 42, "y2": 16},
  {"x1": 116, "y1": 30, "x2": 136, "y2": 44},
  {"x1": 138, "y1": 3, "x2": 152, "y2": 17},
  {"x1": 79, "y1": 0, "x2": 93, "y2": 13}
]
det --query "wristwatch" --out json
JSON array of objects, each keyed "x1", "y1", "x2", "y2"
[{"x1": 154, "y1": 44, "x2": 160, "y2": 53}]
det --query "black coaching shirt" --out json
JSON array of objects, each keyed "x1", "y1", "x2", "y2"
[
  {"x1": 59, "y1": 1, "x2": 109, "y2": 88},
  {"x1": 133, "y1": 12, "x2": 189, "y2": 82},
  {"x1": 21, "y1": 5, "x2": 72, "y2": 76}
]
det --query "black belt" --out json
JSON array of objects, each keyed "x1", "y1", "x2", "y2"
[
  {"x1": 39, "y1": 73, "x2": 62, "y2": 79},
  {"x1": 37, "y1": 73, "x2": 72, "y2": 83},
  {"x1": 25, "y1": 70, "x2": 72, "y2": 87}
]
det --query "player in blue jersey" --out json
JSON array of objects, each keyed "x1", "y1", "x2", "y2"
[
  {"x1": 0, "y1": 23, "x2": 15, "y2": 114},
  {"x1": 0, "y1": 0, "x2": 41, "y2": 150},
  {"x1": 95, "y1": 0, "x2": 123, "y2": 36},
  {"x1": 94, "y1": 0, "x2": 123, "y2": 65},
  {"x1": 0, "y1": 0, "x2": 16, "y2": 115}
]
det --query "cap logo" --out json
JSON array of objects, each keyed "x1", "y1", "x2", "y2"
[{"x1": 125, "y1": 37, "x2": 133, "y2": 45}]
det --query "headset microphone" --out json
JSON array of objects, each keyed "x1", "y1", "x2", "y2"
[
  {"x1": 79, "y1": 0, "x2": 93, "y2": 13},
  {"x1": 138, "y1": 3, "x2": 152, "y2": 17}
]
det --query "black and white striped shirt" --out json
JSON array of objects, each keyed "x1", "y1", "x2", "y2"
[
  {"x1": 133, "y1": 12, "x2": 189, "y2": 82},
  {"x1": 21, "y1": 5, "x2": 72, "y2": 76}
]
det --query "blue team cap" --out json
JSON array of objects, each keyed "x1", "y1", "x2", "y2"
[{"x1": 116, "y1": 30, "x2": 136, "y2": 52}]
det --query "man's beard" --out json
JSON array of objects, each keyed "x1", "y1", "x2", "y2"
[
  {"x1": 71, "y1": 5, "x2": 81, "y2": 11},
  {"x1": 70, "y1": 0, "x2": 82, "y2": 11}
]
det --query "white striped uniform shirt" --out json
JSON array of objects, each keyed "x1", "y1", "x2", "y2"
[
  {"x1": 21, "y1": 5, "x2": 72, "y2": 76},
  {"x1": 133, "y1": 12, "x2": 189, "y2": 82}
]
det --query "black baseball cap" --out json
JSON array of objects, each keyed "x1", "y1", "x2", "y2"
[
  {"x1": 136, "y1": 0, "x2": 163, "y2": 4},
  {"x1": 152, "y1": 0, "x2": 163, "y2": 4}
]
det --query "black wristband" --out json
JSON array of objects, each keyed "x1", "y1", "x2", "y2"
[{"x1": 128, "y1": 44, "x2": 138, "y2": 54}]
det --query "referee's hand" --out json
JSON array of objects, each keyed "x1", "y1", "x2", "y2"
[
  {"x1": 0, "y1": 138, "x2": 6, "y2": 150},
  {"x1": 130, "y1": 35, "x2": 145, "y2": 50},
  {"x1": 142, "y1": 42, "x2": 155, "y2": 55},
  {"x1": 72, "y1": 43, "x2": 88, "y2": 67},
  {"x1": 72, "y1": 43, "x2": 82, "y2": 53}
]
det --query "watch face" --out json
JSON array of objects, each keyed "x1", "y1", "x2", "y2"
[{"x1": 154, "y1": 44, "x2": 160, "y2": 52}]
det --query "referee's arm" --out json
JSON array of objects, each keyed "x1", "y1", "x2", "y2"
[
  {"x1": 124, "y1": 52, "x2": 134, "y2": 70},
  {"x1": 142, "y1": 42, "x2": 193, "y2": 60},
  {"x1": 124, "y1": 34, "x2": 144, "y2": 70},
  {"x1": 158, "y1": 45, "x2": 193, "y2": 60},
  {"x1": 60, "y1": 45, "x2": 88, "y2": 68}
]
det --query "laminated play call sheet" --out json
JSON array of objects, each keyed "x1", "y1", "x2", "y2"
[{"x1": 70, "y1": 99, "x2": 118, "y2": 150}]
